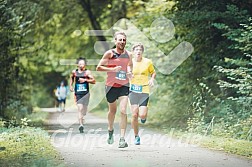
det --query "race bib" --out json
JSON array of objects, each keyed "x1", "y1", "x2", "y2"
[
  {"x1": 115, "y1": 71, "x2": 126, "y2": 80},
  {"x1": 130, "y1": 84, "x2": 143, "y2": 93},
  {"x1": 76, "y1": 83, "x2": 87, "y2": 92}
]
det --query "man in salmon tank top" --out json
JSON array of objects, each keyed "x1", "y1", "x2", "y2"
[{"x1": 96, "y1": 31, "x2": 133, "y2": 148}]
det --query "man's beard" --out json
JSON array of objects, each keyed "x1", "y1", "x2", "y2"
[
  {"x1": 119, "y1": 45, "x2": 125, "y2": 51},
  {"x1": 118, "y1": 44, "x2": 125, "y2": 50}
]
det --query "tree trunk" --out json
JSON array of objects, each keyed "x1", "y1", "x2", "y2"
[{"x1": 79, "y1": 0, "x2": 107, "y2": 44}]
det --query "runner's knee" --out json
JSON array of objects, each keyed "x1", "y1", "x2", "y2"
[
  {"x1": 132, "y1": 113, "x2": 138, "y2": 119},
  {"x1": 120, "y1": 107, "x2": 127, "y2": 114},
  {"x1": 139, "y1": 113, "x2": 147, "y2": 119}
]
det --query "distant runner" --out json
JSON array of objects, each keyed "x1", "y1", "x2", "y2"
[
  {"x1": 70, "y1": 57, "x2": 96, "y2": 133},
  {"x1": 55, "y1": 81, "x2": 68, "y2": 112}
]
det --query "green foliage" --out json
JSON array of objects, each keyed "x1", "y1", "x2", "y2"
[
  {"x1": 0, "y1": 0, "x2": 57, "y2": 118},
  {"x1": 186, "y1": 116, "x2": 206, "y2": 134},
  {"x1": 137, "y1": 0, "x2": 252, "y2": 144},
  {"x1": 26, "y1": 108, "x2": 49, "y2": 127},
  {"x1": 198, "y1": 135, "x2": 252, "y2": 158},
  {"x1": 0, "y1": 127, "x2": 63, "y2": 167},
  {"x1": 20, "y1": 118, "x2": 31, "y2": 128},
  {"x1": 1, "y1": 107, "x2": 47, "y2": 128},
  {"x1": 209, "y1": 17, "x2": 252, "y2": 141},
  {"x1": 214, "y1": 18, "x2": 252, "y2": 103},
  {"x1": 186, "y1": 81, "x2": 216, "y2": 135},
  {"x1": 0, "y1": 0, "x2": 146, "y2": 120},
  {"x1": 1, "y1": 0, "x2": 252, "y2": 156},
  {"x1": 0, "y1": 119, "x2": 6, "y2": 128},
  {"x1": 184, "y1": 80, "x2": 252, "y2": 141},
  {"x1": 4, "y1": 117, "x2": 32, "y2": 128}
]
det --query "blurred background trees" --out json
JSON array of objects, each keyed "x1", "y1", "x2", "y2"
[{"x1": 0, "y1": 0, "x2": 251, "y2": 140}]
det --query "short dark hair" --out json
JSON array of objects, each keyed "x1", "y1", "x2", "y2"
[
  {"x1": 132, "y1": 43, "x2": 144, "y2": 52},
  {"x1": 114, "y1": 31, "x2": 126, "y2": 40},
  {"x1": 76, "y1": 57, "x2": 87, "y2": 64}
]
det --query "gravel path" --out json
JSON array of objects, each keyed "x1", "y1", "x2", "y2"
[{"x1": 43, "y1": 108, "x2": 252, "y2": 167}]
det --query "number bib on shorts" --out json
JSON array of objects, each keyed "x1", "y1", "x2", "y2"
[
  {"x1": 115, "y1": 71, "x2": 126, "y2": 80},
  {"x1": 130, "y1": 84, "x2": 143, "y2": 93},
  {"x1": 76, "y1": 83, "x2": 87, "y2": 92}
]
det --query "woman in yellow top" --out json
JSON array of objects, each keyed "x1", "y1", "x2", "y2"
[{"x1": 129, "y1": 43, "x2": 156, "y2": 145}]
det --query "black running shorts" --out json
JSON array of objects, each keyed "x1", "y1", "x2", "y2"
[
  {"x1": 75, "y1": 93, "x2": 90, "y2": 105},
  {"x1": 105, "y1": 85, "x2": 129, "y2": 103}
]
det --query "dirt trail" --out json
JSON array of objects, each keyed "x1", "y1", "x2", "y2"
[{"x1": 43, "y1": 108, "x2": 252, "y2": 167}]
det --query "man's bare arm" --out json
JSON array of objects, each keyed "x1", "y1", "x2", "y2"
[{"x1": 96, "y1": 50, "x2": 122, "y2": 72}]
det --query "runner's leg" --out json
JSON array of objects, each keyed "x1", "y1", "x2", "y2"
[
  {"x1": 81, "y1": 105, "x2": 88, "y2": 124},
  {"x1": 77, "y1": 104, "x2": 84, "y2": 125},
  {"x1": 131, "y1": 105, "x2": 139, "y2": 136},
  {"x1": 139, "y1": 106, "x2": 148, "y2": 120},
  {"x1": 118, "y1": 96, "x2": 128, "y2": 138},
  {"x1": 139, "y1": 94, "x2": 149, "y2": 123},
  {"x1": 108, "y1": 101, "x2": 117, "y2": 131},
  {"x1": 63, "y1": 99, "x2": 66, "y2": 111},
  {"x1": 58, "y1": 101, "x2": 62, "y2": 112}
]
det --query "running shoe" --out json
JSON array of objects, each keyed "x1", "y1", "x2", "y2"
[
  {"x1": 140, "y1": 118, "x2": 146, "y2": 124},
  {"x1": 107, "y1": 129, "x2": 114, "y2": 144},
  {"x1": 134, "y1": 136, "x2": 140, "y2": 145},
  {"x1": 79, "y1": 125, "x2": 84, "y2": 133},
  {"x1": 118, "y1": 137, "x2": 128, "y2": 148}
]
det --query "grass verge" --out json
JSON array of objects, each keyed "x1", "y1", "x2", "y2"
[
  {"x1": 0, "y1": 127, "x2": 64, "y2": 167},
  {"x1": 0, "y1": 108, "x2": 64, "y2": 167},
  {"x1": 195, "y1": 135, "x2": 252, "y2": 158},
  {"x1": 146, "y1": 123, "x2": 252, "y2": 159},
  {"x1": 27, "y1": 107, "x2": 49, "y2": 127}
]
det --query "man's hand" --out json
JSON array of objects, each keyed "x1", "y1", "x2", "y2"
[
  {"x1": 78, "y1": 78, "x2": 86, "y2": 83},
  {"x1": 113, "y1": 66, "x2": 122, "y2": 72},
  {"x1": 70, "y1": 86, "x2": 74, "y2": 92}
]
